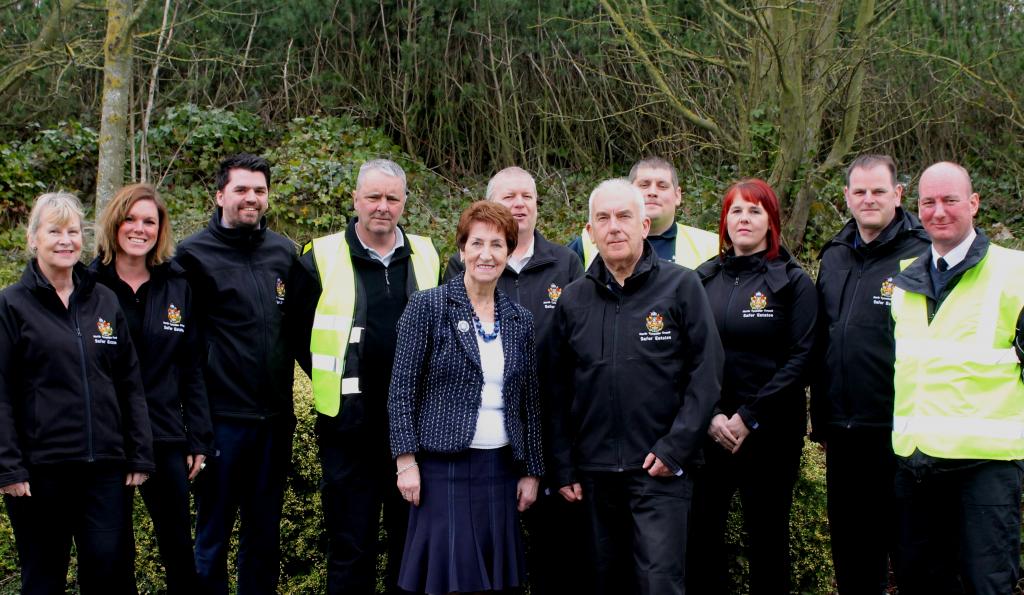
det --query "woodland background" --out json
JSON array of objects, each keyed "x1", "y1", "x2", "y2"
[{"x1": 2, "y1": 1, "x2": 1024, "y2": 592}]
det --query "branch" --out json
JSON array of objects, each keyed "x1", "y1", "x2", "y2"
[
  {"x1": 599, "y1": 0, "x2": 734, "y2": 146},
  {"x1": 0, "y1": 0, "x2": 83, "y2": 103}
]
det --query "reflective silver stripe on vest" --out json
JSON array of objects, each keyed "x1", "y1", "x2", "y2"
[
  {"x1": 893, "y1": 415, "x2": 1024, "y2": 440},
  {"x1": 895, "y1": 338, "x2": 1018, "y2": 366}
]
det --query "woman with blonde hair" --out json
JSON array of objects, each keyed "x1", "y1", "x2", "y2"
[
  {"x1": 0, "y1": 192, "x2": 154, "y2": 594},
  {"x1": 90, "y1": 183, "x2": 213, "y2": 594}
]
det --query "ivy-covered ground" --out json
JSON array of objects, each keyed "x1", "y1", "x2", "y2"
[{"x1": 2, "y1": 106, "x2": 1023, "y2": 593}]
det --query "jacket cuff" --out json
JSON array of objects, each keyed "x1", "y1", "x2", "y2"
[
  {"x1": 737, "y1": 406, "x2": 759, "y2": 431},
  {"x1": 0, "y1": 468, "x2": 29, "y2": 488},
  {"x1": 555, "y1": 466, "x2": 577, "y2": 488},
  {"x1": 127, "y1": 459, "x2": 157, "y2": 474}
]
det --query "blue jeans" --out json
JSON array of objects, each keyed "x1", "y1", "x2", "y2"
[{"x1": 193, "y1": 417, "x2": 295, "y2": 595}]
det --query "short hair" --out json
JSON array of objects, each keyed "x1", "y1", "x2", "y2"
[
  {"x1": 26, "y1": 192, "x2": 84, "y2": 255},
  {"x1": 96, "y1": 184, "x2": 174, "y2": 267},
  {"x1": 629, "y1": 156, "x2": 679, "y2": 188},
  {"x1": 588, "y1": 178, "x2": 645, "y2": 222},
  {"x1": 215, "y1": 153, "x2": 271, "y2": 191},
  {"x1": 455, "y1": 201, "x2": 519, "y2": 254},
  {"x1": 718, "y1": 178, "x2": 782, "y2": 260},
  {"x1": 357, "y1": 159, "x2": 407, "y2": 194},
  {"x1": 486, "y1": 167, "x2": 536, "y2": 201},
  {"x1": 919, "y1": 161, "x2": 974, "y2": 196},
  {"x1": 845, "y1": 154, "x2": 898, "y2": 187}
]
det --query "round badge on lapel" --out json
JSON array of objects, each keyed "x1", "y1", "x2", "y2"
[{"x1": 457, "y1": 320, "x2": 471, "y2": 333}]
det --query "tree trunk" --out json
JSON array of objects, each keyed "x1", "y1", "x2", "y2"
[{"x1": 96, "y1": 0, "x2": 146, "y2": 210}]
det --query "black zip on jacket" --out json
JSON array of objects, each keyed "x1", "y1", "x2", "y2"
[
  {"x1": 289, "y1": 222, "x2": 434, "y2": 438},
  {"x1": 548, "y1": 241, "x2": 724, "y2": 488},
  {"x1": 444, "y1": 229, "x2": 584, "y2": 390},
  {"x1": 696, "y1": 247, "x2": 817, "y2": 437},
  {"x1": 175, "y1": 210, "x2": 297, "y2": 421},
  {"x1": 0, "y1": 261, "x2": 155, "y2": 487},
  {"x1": 90, "y1": 258, "x2": 214, "y2": 455},
  {"x1": 810, "y1": 209, "x2": 930, "y2": 438}
]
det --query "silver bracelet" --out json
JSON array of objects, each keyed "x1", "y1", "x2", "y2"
[{"x1": 396, "y1": 461, "x2": 418, "y2": 476}]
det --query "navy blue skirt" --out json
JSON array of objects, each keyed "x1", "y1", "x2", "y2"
[{"x1": 398, "y1": 447, "x2": 526, "y2": 594}]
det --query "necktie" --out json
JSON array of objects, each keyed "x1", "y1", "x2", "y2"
[{"x1": 937, "y1": 257, "x2": 949, "y2": 272}]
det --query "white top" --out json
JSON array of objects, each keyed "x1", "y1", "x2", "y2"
[
  {"x1": 470, "y1": 322, "x2": 508, "y2": 449},
  {"x1": 507, "y1": 238, "x2": 535, "y2": 274},
  {"x1": 931, "y1": 228, "x2": 975, "y2": 270},
  {"x1": 357, "y1": 228, "x2": 404, "y2": 267}
]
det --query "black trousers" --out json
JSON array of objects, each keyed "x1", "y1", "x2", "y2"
[
  {"x1": 521, "y1": 487, "x2": 589, "y2": 595},
  {"x1": 138, "y1": 442, "x2": 199, "y2": 594},
  {"x1": 825, "y1": 428, "x2": 897, "y2": 595},
  {"x1": 4, "y1": 464, "x2": 136, "y2": 595},
  {"x1": 579, "y1": 469, "x2": 693, "y2": 595},
  {"x1": 687, "y1": 432, "x2": 803, "y2": 595},
  {"x1": 319, "y1": 427, "x2": 409, "y2": 595},
  {"x1": 894, "y1": 459, "x2": 1023, "y2": 595},
  {"x1": 194, "y1": 417, "x2": 295, "y2": 595}
]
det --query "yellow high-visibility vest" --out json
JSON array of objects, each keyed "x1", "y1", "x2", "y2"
[
  {"x1": 580, "y1": 222, "x2": 718, "y2": 269},
  {"x1": 891, "y1": 244, "x2": 1024, "y2": 460},
  {"x1": 305, "y1": 231, "x2": 439, "y2": 416}
]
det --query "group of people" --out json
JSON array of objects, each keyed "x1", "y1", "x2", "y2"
[{"x1": 0, "y1": 150, "x2": 1020, "y2": 595}]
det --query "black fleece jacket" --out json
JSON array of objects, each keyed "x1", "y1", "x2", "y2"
[
  {"x1": 0, "y1": 261, "x2": 154, "y2": 487},
  {"x1": 549, "y1": 242, "x2": 723, "y2": 486},
  {"x1": 810, "y1": 209, "x2": 930, "y2": 438},
  {"x1": 175, "y1": 211, "x2": 297, "y2": 420},
  {"x1": 90, "y1": 258, "x2": 214, "y2": 455},
  {"x1": 697, "y1": 247, "x2": 817, "y2": 437}
]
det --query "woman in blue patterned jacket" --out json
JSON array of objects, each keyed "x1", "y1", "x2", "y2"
[{"x1": 388, "y1": 200, "x2": 544, "y2": 594}]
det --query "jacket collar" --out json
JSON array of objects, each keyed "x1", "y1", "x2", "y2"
[
  {"x1": 696, "y1": 246, "x2": 797, "y2": 293},
  {"x1": 502, "y1": 230, "x2": 560, "y2": 277},
  {"x1": 818, "y1": 207, "x2": 927, "y2": 259},
  {"x1": 22, "y1": 259, "x2": 95, "y2": 301},
  {"x1": 446, "y1": 273, "x2": 519, "y2": 371},
  {"x1": 446, "y1": 272, "x2": 518, "y2": 322},
  {"x1": 895, "y1": 227, "x2": 990, "y2": 298},
  {"x1": 344, "y1": 218, "x2": 412, "y2": 265},
  {"x1": 587, "y1": 240, "x2": 659, "y2": 295},
  {"x1": 207, "y1": 208, "x2": 268, "y2": 249},
  {"x1": 88, "y1": 256, "x2": 185, "y2": 283}
]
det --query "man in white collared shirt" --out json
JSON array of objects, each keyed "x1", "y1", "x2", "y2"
[{"x1": 888, "y1": 161, "x2": 1024, "y2": 595}]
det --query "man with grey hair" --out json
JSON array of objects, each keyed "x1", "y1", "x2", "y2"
[
  {"x1": 549, "y1": 178, "x2": 723, "y2": 594},
  {"x1": 569, "y1": 157, "x2": 718, "y2": 269},
  {"x1": 289, "y1": 158, "x2": 441, "y2": 594},
  {"x1": 443, "y1": 166, "x2": 583, "y2": 593}
]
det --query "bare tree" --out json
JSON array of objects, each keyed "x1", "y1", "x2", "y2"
[{"x1": 95, "y1": 0, "x2": 149, "y2": 210}]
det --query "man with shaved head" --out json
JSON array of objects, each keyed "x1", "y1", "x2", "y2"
[
  {"x1": 444, "y1": 166, "x2": 584, "y2": 593},
  {"x1": 889, "y1": 161, "x2": 1024, "y2": 594}
]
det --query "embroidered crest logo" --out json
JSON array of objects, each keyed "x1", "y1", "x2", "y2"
[
  {"x1": 96, "y1": 318, "x2": 113, "y2": 337},
  {"x1": 547, "y1": 283, "x2": 562, "y2": 304},
  {"x1": 167, "y1": 304, "x2": 182, "y2": 325},
  {"x1": 276, "y1": 278, "x2": 286, "y2": 300},
  {"x1": 750, "y1": 291, "x2": 768, "y2": 311},
  {"x1": 880, "y1": 277, "x2": 895, "y2": 299},
  {"x1": 645, "y1": 311, "x2": 665, "y2": 333}
]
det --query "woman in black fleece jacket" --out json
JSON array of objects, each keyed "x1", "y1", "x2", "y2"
[
  {"x1": 0, "y1": 192, "x2": 154, "y2": 595},
  {"x1": 687, "y1": 178, "x2": 818, "y2": 594},
  {"x1": 92, "y1": 184, "x2": 213, "y2": 594}
]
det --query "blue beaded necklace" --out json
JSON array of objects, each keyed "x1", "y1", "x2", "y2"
[{"x1": 471, "y1": 306, "x2": 501, "y2": 343}]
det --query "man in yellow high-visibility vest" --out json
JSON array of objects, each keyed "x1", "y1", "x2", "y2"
[
  {"x1": 289, "y1": 159, "x2": 440, "y2": 594},
  {"x1": 890, "y1": 161, "x2": 1024, "y2": 595},
  {"x1": 568, "y1": 157, "x2": 718, "y2": 269}
]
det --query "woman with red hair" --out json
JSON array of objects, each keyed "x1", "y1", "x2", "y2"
[{"x1": 687, "y1": 178, "x2": 818, "y2": 593}]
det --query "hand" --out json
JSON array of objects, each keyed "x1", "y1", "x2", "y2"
[
  {"x1": 642, "y1": 453, "x2": 675, "y2": 477},
  {"x1": 517, "y1": 476, "x2": 540, "y2": 512},
  {"x1": 125, "y1": 472, "x2": 149, "y2": 487},
  {"x1": 0, "y1": 481, "x2": 30, "y2": 497},
  {"x1": 559, "y1": 482, "x2": 583, "y2": 503},
  {"x1": 708, "y1": 413, "x2": 738, "y2": 452},
  {"x1": 186, "y1": 454, "x2": 207, "y2": 481},
  {"x1": 723, "y1": 414, "x2": 751, "y2": 454},
  {"x1": 396, "y1": 454, "x2": 421, "y2": 507}
]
